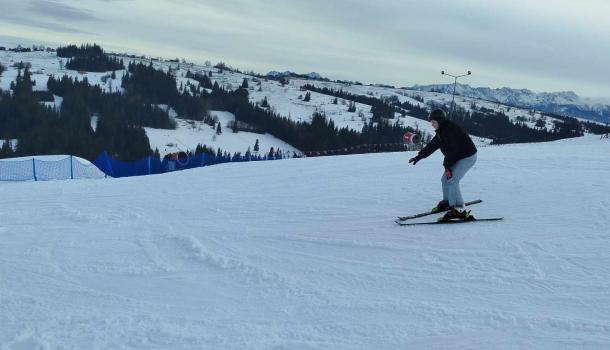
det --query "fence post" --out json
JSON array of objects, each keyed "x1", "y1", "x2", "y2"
[
  {"x1": 32, "y1": 158, "x2": 37, "y2": 181},
  {"x1": 70, "y1": 155, "x2": 74, "y2": 179}
]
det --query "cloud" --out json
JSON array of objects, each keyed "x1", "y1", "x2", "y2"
[
  {"x1": 0, "y1": 1, "x2": 95, "y2": 34},
  {"x1": 0, "y1": 16, "x2": 92, "y2": 35},
  {"x1": 27, "y1": 0, "x2": 99, "y2": 21},
  {"x1": 1, "y1": 0, "x2": 608, "y2": 96}
]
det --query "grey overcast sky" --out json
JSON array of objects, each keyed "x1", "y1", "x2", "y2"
[{"x1": 1, "y1": 0, "x2": 609, "y2": 97}]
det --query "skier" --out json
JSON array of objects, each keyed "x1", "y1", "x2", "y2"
[{"x1": 408, "y1": 109, "x2": 478, "y2": 221}]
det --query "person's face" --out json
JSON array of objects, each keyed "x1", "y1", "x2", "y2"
[{"x1": 431, "y1": 120, "x2": 439, "y2": 130}]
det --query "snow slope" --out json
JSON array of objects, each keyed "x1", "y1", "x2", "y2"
[
  {"x1": 0, "y1": 51, "x2": 299, "y2": 156},
  {"x1": 0, "y1": 51, "x2": 126, "y2": 94},
  {"x1": 10, "y1": 49, "x2": 601, "y2": 151},
  {"x1": 144, "y1": 111, "x2": 299, "y2": 157},
  {"x1": 292, "y1": 79, "x2": 570, "y2": 133},
  {"x1": 1, "y1": 136, "x2": 609, "y2": 349},
  {"x1": 0, "y1": 50, "x2": 493, "y2": 147}
]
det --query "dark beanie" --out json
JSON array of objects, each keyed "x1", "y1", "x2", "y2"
[{"x1": 429, "y1": 109, "x2": 446, "y2": 122}]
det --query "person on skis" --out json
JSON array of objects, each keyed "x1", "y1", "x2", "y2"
[{"x1": 408, "y1": 109, "x2": 478, "y2": 221}]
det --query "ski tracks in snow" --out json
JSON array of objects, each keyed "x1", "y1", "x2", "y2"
[
  {"x1": 2, "y1": 137, "x2": 610, "y2": 348},
  {"x1": 137, "y1": 230, "x2": 287, "y2": 286}
]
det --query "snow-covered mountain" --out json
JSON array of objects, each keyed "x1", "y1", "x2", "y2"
[
  {"x1": 1, "y1": 48, "x2": 607, "y2": 159},
  {"x1": 411, "y1": 83, "x2": 610, "y2": 123},
  {"x1": 2, "y1": 135, "x2": 609, "y2": 348}
]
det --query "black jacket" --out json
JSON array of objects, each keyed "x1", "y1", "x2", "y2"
[{"x1": 416, "y1": 119, "x2": 477, "y2": 169}]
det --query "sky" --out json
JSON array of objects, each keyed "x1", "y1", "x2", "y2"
[{"x1": 1, "y1": 0, "x2": 609, "y2": 98}]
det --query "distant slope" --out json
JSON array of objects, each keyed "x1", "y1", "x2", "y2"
[{"x1": 145, "y1": 111, "x2": 299, "y2": 157}]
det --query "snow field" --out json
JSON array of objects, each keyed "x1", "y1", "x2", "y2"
[
  {"x1": 144, "y1": 111, "x2": 299, "y2": 157},
  {"x1": 1, "y1": 136, "x2": 609, "y2": 349}
]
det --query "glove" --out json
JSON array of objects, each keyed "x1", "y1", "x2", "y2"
[
  {"x1": 444, "y1": 168, "x2": 453, "y2": 179},
  {"x1": 409, "y1": 156, "x2": 420, "y2": 165}
]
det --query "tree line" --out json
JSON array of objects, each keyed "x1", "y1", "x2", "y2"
[
  {"x1": 58, "y1": 44, "x2": 124, "y2": 72},
  {"x1": 0, "y1": 67, "x2": 154, "y2": 160}
]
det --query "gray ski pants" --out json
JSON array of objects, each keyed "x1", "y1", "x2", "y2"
[{"x1": 442, "y1": 153, "x2": 477, "y2": 207}]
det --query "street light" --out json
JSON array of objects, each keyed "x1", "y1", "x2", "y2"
[{"x1": 441, "y1": 70, "x2": 471, "y2": 119}]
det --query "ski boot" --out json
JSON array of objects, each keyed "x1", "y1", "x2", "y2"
[
  {"x1": 431, "y1": 199, "x2": 450, "y2": 213},
  {"x1": 438, "y1": 207, "x2": 475, "y2": 222}
]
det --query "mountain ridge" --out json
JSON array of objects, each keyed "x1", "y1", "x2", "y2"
[{"x1": 410, "y1": 83, "x2": 610, "y2": 123}]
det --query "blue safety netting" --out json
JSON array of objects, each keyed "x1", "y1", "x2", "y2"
[
  {"x1": 91, "y1": 151, "x2": 281, "y2": 178},
  {"x1": 0, "y1": 151, "x2": 283, "y2": 182}
]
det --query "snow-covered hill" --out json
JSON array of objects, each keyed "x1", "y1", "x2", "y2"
[
  {"x1": 292, "y1": 79, "x2": 598, "y2": 133},
  {"x1": 145, "y1": 111, "x2": 299, "y2": 157},
  {"x1": 2, "y1": 135, "x2": 609, "y2": 349},
  {"x1": 0, "y1": 51, "x2": 301, "y2": 156},
  {"x1": 1, "y1": 48, "x2": 607, "y2": 157},
  {"x1": 411, "y1": 83, "x2": 610, "y2": 123}
]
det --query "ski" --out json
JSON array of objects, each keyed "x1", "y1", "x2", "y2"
[
  {"x1": 396, "y1": 217, "x2": 503, "y2": 226},
  {"x1": 396, "y1": 199, "x2": 482, "y2": 221}
]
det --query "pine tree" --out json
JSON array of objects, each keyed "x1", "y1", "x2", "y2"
[
  {"x1": 232, "y1": 120, "x2": 238, "y2": 133},
  {"x1": 333, "y1": 97, "x2": 338, "y2": 104},
  {"x1": 303, "y1": 91, "x2": 311, "y2": 102},
  {"x1": 216, "y1": 122, "x2": 222, "y2": 134},
  {"x1": 253, "y1": 139, "x2": 259, "y2": 152},
  {"x1": 241, "y1": 78, "x2": 248, "y2": 89},
  {"x1": 245, "y1": 146, "x2": 251, "y2": 159}
]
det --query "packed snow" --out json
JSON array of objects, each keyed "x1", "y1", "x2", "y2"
[{"x1": 1, "y1": 135, "x2": 609, "y2": 349}]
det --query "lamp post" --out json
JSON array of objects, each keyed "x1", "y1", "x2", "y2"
[{"x1": 441, "y1": 70, "x2": 471, "y2": 119}]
